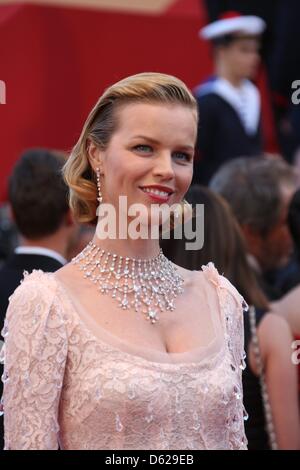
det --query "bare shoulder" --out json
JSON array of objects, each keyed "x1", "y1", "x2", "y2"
[
  {"x1": 249, "y1": 312, "x2": 294, "y2": 375},
  {"x1": 271, "y1": 286, "x2": 300, "y2": 333},
  {"x1": 54, "y1": 261, "x2": 83, "y2": 290},
  {"x1": 171, "y1": 263, "x2": 196, "y2": 286},
  {"x1": 259, "y1": 312, "x2": 290, "y2": 334},
  {"x1": 55, "y1": 261, "x2": 75, "y2": 278},
  {"x1": 271, "y1": 285, "x2": 300, "y2": 313},
  {"x1": 257, "y1": 312, "x2": 293, "y2": 356}
]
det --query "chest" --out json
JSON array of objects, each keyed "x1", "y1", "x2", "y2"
[
  {"x1": 67, "y1": 277, "x2": 218, "y2": 355},
  {"x1": 61, "y1": 336, "x2": 243, "y2": 450}
]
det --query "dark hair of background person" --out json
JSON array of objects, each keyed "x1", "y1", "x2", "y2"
[
  {"x1": 8, "y1": 148, "x2": 69, "y2": 239},
  {"x1": 209, "y1": 156, "x2": 297, "y2": 236},
  {"x1": 211, "y1": 33, "x2": 260, "y2": 49},
  {"x1": 161, "y1": 185, "x2": 269, "y2": 310}
]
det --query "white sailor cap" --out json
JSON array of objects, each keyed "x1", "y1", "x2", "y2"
[{"x1": 200, "y1": 11, "x2": 266, "y2": 41}]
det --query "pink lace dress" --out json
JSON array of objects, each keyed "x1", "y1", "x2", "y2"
[{"x1": 1, "y1": 263, "x2": 248, "y2": 450}]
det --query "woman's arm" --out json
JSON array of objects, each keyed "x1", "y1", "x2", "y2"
[
  {"x1": 270, "y1": 286, "x2": 300, "y2": 337},
  {"x1": 1, "y1": 271, "x2": 68, "y2": 450},
  {"x1": 211, "y1": 269, "x2": 248, "y2": 449},
  {"x1": 249, "y1": 312, "x2": 300, "y2": 449}
]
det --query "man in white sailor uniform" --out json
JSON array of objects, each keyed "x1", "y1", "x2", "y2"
[{"x1": 193, "y1": 11, "x2": 266, "y2": 185}]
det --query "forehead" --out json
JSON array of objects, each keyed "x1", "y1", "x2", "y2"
[
  {"x1": 113, "y1": 102, "x2": 197, "y2": 140},
  {"x1": 231, "y1": 36, "x2": 260, "y2": 49}
]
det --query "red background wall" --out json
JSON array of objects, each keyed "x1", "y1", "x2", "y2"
[{"x1": 0, "y1": 1, "x2": 277, "y2": 202}]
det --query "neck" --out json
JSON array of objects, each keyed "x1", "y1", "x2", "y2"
[
  {"x1": 216, "y1": 63, "x2": 244, "y2": 88},
  {"x1": 91, "y1": 234, "x2": 160, "y2": 260},
  {"x1": 19, "y1": 231, "x2": 69, "y2": 260},
  {"x1": 92, "y1": 214, "x2": 163, "y2": 259},
  {"x1": 75, "y1": 232, "x2": 182, "y2": 323}
]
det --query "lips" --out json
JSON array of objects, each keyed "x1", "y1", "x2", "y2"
[
  {"x1": 139, "y1": 185, "x2": 174, "y2": 202},
  {"x1": 140, "y1": 185, "x2": 174, "y2": 195}
]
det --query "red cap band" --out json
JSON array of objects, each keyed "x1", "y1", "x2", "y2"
[{"x1": 219, "y1": 11, "x2": 242, "y2": 21}]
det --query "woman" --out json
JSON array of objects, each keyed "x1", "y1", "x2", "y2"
[
  {"x1": 161, "y1": 185, "x2": 300, "y2": 449},
  {"x1": 270, "y1": 289, "x2": 300, "y2": 399},
  {"x1": 1, "y1": 73, "x2": 248, "y2": 450},
  {"x1": 270, "y1": 291, "x2": 300, "y2": 354},
  {"x1": 269, "y1": 187, "x2": 300, "y2": 394}
]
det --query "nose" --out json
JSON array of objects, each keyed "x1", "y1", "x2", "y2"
[{"x1": 153, "y1": 152, "x2": 175, "y2": 180}]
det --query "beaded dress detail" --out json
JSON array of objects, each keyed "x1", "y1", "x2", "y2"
[{"x1": 1, "y1": 262, "x2": 248, "y2": 450}]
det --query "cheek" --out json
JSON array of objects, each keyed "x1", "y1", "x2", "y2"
[
  {"x1": 104, "y1": 153, "x2": 131, "y2": 186},
  {"x1": 245, "y1": 54, "x2": 257, "y2": 68},
  {"x1": 234, "y1": 52, "x2": 249, "y2": 68},
  {"x1": 175, "y1": 167, "x2": 193, "y2": 195},
  {"x1": 230, "y1": 51, "x2": 241, "y2": 67},
  {"x1": 240, "y1": 56, "x2": 250, "y2": 69}
]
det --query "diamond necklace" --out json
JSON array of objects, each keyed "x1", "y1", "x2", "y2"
[{"x1": 71, "y1": 241, "x2": 185, "y2": 324}]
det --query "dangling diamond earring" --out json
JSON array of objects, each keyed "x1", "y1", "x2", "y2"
[{"x1": 96, "y1": 167, "x2": 103, "y2": 204}]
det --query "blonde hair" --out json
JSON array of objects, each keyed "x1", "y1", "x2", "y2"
[{"x1": 63, "y1": 72, "x2": 198, "y2": 225}]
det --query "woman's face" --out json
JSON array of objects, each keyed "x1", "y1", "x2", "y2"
[{"x1": 90, "y1": 102, "x2": 197, "y2": 226}]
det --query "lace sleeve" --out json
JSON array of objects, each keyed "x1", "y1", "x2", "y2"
[
  {"x1": 1, "y1": 271, "x2": 68, "y2": 450},
  {"x1": 219, "y1": 274, "x2": 249, "y2": 449},
  {"x1": 202, "y1": 263, "x2": 248, "y2": 449},
  {"x1": 201, "y1": 262, "x2": 247, "y2": 371},
  {"x1": 220, "y1": 275, "x2": 248, "y2": 372}
]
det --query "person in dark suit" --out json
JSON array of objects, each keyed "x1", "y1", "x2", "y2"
[
  {"x1": 193, "y1": 11, "x2": 265, "y2": 185},
  {"x1": 0, "y1": 148, "x2": 78, "y2": 448}
]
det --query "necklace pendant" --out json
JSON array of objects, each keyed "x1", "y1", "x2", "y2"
[
  {"x1": 72, "y1": 242, "x2": 185, "y2": 324},
  {"x1": 119, "y1": 297, "x2": 129, "y2": 309},
  {"x1": 147, "y1": 309, "x2": 159, "y2": 324}
]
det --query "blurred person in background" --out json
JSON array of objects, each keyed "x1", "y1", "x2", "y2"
[
  {"x1": 65, "y1": 224, "x2": 94, "y2": 261},
  {"x1": 272, "y1": 188, "x2": 300, "y2": 295},
  {"x1": 161, "y1": 185, "x2": 300, "y2": 449},
  {"x1": 203, "y1": 0, "x2": 300, "y2": 164},
  {"x1": 203, "y1": 0, "x2": 276, "y2": 63},
  {"x1": 193, "y1": 12, "x2": 265, "y2": 185},
  {"x1": 270, "y1": 284, "x2": 300, "y2": 401},
  {"x1": 0, "y1": 148, "x2": 79, "y2": 449},
  {"x1": 0, "y1": 148, "x2": 78, "y2": 324},
  {"x1": 270, "y1": 188, "x2": 300, "y2": 397},
  {"x1": 210, "y1": 156, "x2": 298, "y2": 300}
]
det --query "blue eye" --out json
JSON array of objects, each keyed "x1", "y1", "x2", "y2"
[
  {"x1": 133, "y1": 145, "x2": 153, "y2": 153},
  {"x1": 173, "y1": 152, "x2": 192, "y2": 162}
]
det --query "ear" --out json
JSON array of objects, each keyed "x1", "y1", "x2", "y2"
[{"x1": 87, "y1": 139, "x2": 104, "y2": 174}]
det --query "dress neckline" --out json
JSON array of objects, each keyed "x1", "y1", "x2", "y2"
[{"x1": 48, "y1": 266, "x2": 227, "y2": 369}]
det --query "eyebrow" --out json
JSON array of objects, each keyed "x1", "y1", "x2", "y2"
[{"x1": 131, "y1": 135, "x2": 194, "y2": 151}]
